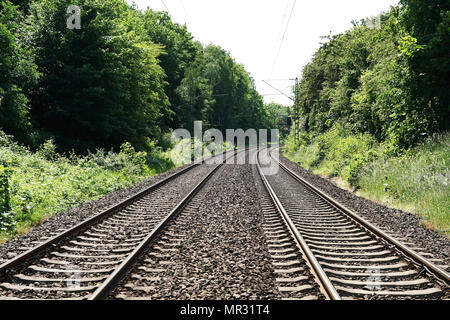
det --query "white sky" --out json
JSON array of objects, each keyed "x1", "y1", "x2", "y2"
[{"x1": 127, "y1": 0, "x2": 399, "y2": 106}]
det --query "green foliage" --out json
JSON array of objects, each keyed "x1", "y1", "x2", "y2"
[
  {"x1": 141, "y1": 10, "x2": 201, "y2": 129},
  {"x1": 28, "y1": 0, "x2": 170, "y2": 152},
  {"x1": 358, "y1": 133, "x2": 450, "y2": 236},
  {"x1": 0, "y1": 130, "x2": 174, "y2": 239},
  {"x1": 8, "y1": 0, "x2": 32, "y2": 12},
  {"x1": 293, "y1": 3, "x2": 448, "y2": 153},
  {"x1": 38, "y1": 139, "x2": 57, "y2": 161},
  {"x1": 399, "y1": 0, "x2": 450, "y2": 132},
  {"x1": 286, "y1": 124, "x2": 379, "y2": 186},
  {"x1": 176, "y1": 45, "x2": 269, "y2": 133},
  {"x1": 0, "y1": 0, "x2": 39, "y2": 140},
  {"x1": 263, "y1": 103, "x2": 290, "y2": 139},
  {"x1": 0, "y1": 160, "x2": 14, "y2": 233}
]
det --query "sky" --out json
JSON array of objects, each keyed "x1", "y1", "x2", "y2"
[{"x1": 127, "y1": 0, "x2": 399, "y2": 106}]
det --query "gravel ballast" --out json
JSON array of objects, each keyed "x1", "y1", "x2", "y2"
[{"x1": 113, "y1": 163, "x2": 281, "y2": 300}]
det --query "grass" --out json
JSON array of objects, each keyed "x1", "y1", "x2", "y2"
[
  {"x1": 284, "y1": 129, "x2": 450, "y2": 238},
  {"x1": 0, "y1": 132, "x2": 175, "y2": 243},
  {"x1": 357, "y1": 134, "x2": 449, "y2": 236}
]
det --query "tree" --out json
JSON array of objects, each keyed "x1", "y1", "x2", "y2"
[
  {"x1": 8, "y1": 0, "x2": 32, "y2": 12},
  {"x1": 264, "y1": 103, "x2": 290, "y2": 138},
  {"x1": 400, "y1": 0, "x2": 450, "y2": 131},
  {"x1": 0, "y1": 1, "x2": 39, "y2": 140},
  {"x1": 176, "y1": 45, "x2": 269, "y2": 133},
  {"x1": 291, "y1": 5, "x2": 447, "y2": 151},
  {"x1": 28, "y1": 0, "x2": 170, "y2": 152},
  {"x1": 141, "y1": 10, "x2": 201, "y2": 129}
]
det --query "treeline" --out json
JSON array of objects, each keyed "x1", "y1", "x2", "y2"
[
  {"x1": 293, "y1": 0, "x2": 449, "y2": 153},
  {"x1": 0, "y1": 0, "x2": 284, "y2": 153}
]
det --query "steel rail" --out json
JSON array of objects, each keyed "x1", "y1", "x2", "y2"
[
  {"x1": 271, "y1": 147, "x2": 450, "y2": 285},
  {"x1": 89, "y1": 149, "x2": 245, "y2": 300},
  {"x1": 256, "y1": 148, "x2": 341, "y2": 300},
  {"x1": 0, "y1": 149, "x2": 233, "y2": 280}
]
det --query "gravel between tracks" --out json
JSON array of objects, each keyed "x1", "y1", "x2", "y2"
[
  {"x1": 0, "y1": 164, "x2": 193, "y2": 262},
  {"x1": 114, "y1": 163, "x2": 281, "y2": 300},
  {"x1": 280, "y1": 151, "x2": 450, "y2": 269}
]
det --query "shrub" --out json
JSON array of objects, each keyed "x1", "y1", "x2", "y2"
[
  {"x1": 0, "y1": 161, "x2": 14, "y2": 233},
  {"x1": 38, "y1": 139, "x2": 57, "y2": 160},
  {"x1": 285, "y1": 124, "x2": 380, "y2": 186}
]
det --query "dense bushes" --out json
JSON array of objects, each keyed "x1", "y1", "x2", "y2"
[
  {"x1": 0, "y1": 160, "x2": 14, "y2": 233},
  {"x1": 400, "y1": 0, "x2": 450, "y2": 132},
  {"x1": 358, "y1": 133, "x2": 450, "y2": 236},
  {"x1": 285, "y1": 125, "x2": 380, "y2": 186}
]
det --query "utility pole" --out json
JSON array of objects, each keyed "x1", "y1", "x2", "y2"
[{"x1": 294, "y1": 77, "x2": 299, "y2": 142}]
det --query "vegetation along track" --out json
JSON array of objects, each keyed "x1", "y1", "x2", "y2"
[
  {"x1": 260, "y1": 147, "x2": 450, "y2": 300},
  {"x1": 0, "y1": 150, "x2": 241, "y2": 300}
]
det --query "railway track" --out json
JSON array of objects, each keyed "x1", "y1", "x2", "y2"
[
  {"x1": 109, "y1": 148, "x2": 327, "y2": 300},
  {"x1": 258, "y1": 147, "x2": 450, "y2": 300},
  {"x1": 252, "y1": 154, "x2": 330, "y2": 300},
  {"x1": 109, "y1": 183, "x2": 221, "y2": 300},
  {"x1": 0, "y1": 150, "x2": 240, "y2": 300}
]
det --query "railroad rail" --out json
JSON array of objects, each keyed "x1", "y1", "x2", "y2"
[
  {"x1": 254, "y1": 149, "x2": 338, "y2": 300},
  {"x1": 106, "y1": 174, "x2": 225, "y2": 300},
  {"x1": 110, "y1": 148, "x2": 331, "y2": 300},
  {"x1": 259, "y1": 146, "x2": 450, "y2": 300},
  {"x1": 0, "y1": 149, "x2": 242, "y2": 300}
]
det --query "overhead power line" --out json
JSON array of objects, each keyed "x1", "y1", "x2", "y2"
[
  {"x1": 179, "y1": 0, "x2": 191, "y2": 26},
  {"x1": 264, "y1": 78, "x2": 296, "y2": 82},
  {"x1": 160, "y1": 0, "x2": 172, "y2": 16},
  {"x1": 269, "y1": 0, "x2": 297, "y2": 78},
  {"x1": 262, "y1": 80, "x2": 294, "y2": 102},
  {"x1": 276, "y1": 0, "x2": 292, "y2": 42}
]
